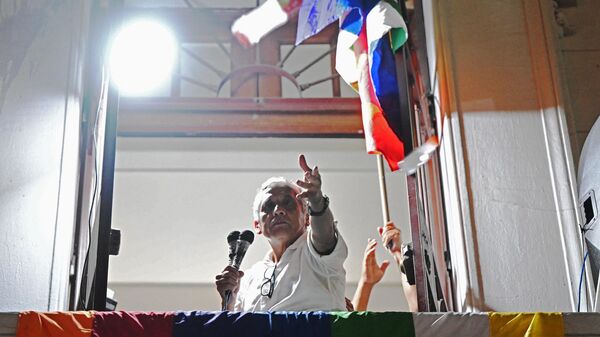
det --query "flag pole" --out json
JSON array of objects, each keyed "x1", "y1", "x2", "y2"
[{"x1": 376, "y1": 154, "x2": 391, "y2": 223}]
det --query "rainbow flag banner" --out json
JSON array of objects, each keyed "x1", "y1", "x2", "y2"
[
  {"x1": 334, "y1": 0, "x2": 408, "y2": 171},
  {"x1": 11, "y1": 311, "x2": 574, "y2": 337},
  {"x1": 294, "y1": 0, "x2": 409, "y2": 171}
]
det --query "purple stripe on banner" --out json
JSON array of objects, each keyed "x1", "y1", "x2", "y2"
[{"x1": 173, "y1": 311, "x2": 331, "y2": 337}]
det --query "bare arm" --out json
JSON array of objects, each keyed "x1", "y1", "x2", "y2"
[
  {"x1": 400, "y1": 270, "x2": 418, "y2": 312},
  {"x1": 307, "y1": 195, "x2": 336, "y2": 254},
  {"x1": 352, "y1": 239, "x2": 390, "y2": 311},
  {"x1": 296, "y1": 154, "x2": 337, "y2": 254},
  {"x1": 379, "y1": 222, "x2": 418, "y2": 312}
]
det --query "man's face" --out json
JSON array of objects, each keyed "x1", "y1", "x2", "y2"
[{"x1": 254, "y1": 183, "x2": 308, "y2": 244}]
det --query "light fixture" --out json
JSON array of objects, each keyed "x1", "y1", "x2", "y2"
[{"x1": 108, "y1": 19, "x2": 177, "y2": 96}]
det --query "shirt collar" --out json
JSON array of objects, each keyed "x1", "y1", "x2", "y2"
[{"x1": 264, "y1": 231, "x2": 308, "y2": 262}]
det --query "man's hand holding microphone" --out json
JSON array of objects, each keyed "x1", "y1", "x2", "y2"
[{"x1": 215, "y1": 230, "x2": 254, "y2": 311}]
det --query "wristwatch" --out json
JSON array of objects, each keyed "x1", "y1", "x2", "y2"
[{"x1": 308, "y1": 195, "x2": 329, "y2": 216}]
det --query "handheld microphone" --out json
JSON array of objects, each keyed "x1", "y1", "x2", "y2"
[
  {"x1": 227, "y1": 231, "x2": 241, "y2": 266},
  {"x1": 223, "y1": 230, "x2": 254, "y2": 311},
  {"x1": 232, "y1": 230, "x2": 254, "y2": 269}
]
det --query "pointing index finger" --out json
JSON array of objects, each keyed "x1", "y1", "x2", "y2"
[{"x1": 298, "y1": 154, "x2": 312, "y2": 173}]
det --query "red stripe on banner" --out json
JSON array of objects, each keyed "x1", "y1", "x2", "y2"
[{"x1": 93, "y1": 312, "x2": 174, "y2": 337}]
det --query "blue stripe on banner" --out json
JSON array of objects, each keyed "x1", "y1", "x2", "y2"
[
  {"x1": 173, "y1": 311, "x2": 332, "y2": 337},
  {"x1": 370, "y1": 36, "x2": 404, "y2": 142},
  {"x1": 174, "y1": 311, "x2": 269, "y2": 337},
  {"x1": 271, "y1": 312, "x2": 331, "y2": 337}
]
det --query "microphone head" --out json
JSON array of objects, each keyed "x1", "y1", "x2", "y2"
[
  {"x1": 227, "y1": 230, "x2": 240, "y2": 244},
  {"x1": 240, "y1": 230, "x2": 254, "y2": 244}
]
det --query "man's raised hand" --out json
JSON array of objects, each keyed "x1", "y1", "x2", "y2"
[{"x1": 295, "y1": 154, "x2": 323, "y2": 205}]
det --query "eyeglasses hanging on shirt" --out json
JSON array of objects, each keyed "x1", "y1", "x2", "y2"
[{"x1": 261, "y1": 263, "x2": 277, "y2": 298}]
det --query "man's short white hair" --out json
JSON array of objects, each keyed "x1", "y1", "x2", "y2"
[{"x1": 252, "y1": 177, "x2": 307, "y2": 221}]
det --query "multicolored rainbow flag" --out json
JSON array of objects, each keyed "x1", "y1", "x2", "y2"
[
  {"x1": 15, "y1": 311, "x2": 566, "y2": 337},
  {"x1": 297, "y1": 0, "x2": 408, "y2": 170},
  {"x1": 334, "y1": 0, "x2": 408, "y2": 171}
]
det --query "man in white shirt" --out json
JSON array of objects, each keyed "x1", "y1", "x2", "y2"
[{"x1": 215, "y1": 154, "x2": 347, "y2": 311}]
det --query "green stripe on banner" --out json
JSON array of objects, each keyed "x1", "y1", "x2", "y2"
[{"x1": 330, "y1": 312, "x2": 415, "y2": 337}]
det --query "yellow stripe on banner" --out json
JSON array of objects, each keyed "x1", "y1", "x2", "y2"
[{"x1": 488, "y1": 312, "x2": 564, "y2": 337}]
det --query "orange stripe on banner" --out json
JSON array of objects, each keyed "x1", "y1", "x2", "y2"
[{"x1": 16, "y1": 311, "x2": 94, "y2": 337}]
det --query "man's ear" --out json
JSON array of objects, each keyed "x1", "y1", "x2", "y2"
[{"x1": 253, "y1": 220, "x2": 262, "y2": 234}]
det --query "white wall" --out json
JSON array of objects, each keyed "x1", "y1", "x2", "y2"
[
  {"x1": 0, "y1": 1, "x2": 88, "y2": 311},
  {"x1": 109, "y1": 137, "x2": 411, "y2": 311},
  {"x1": 558, "y1": 0, "x2": 600, "y2": 165},
  {"x1": 432, "y1": 0, "x2": 581, "y2": 311}
]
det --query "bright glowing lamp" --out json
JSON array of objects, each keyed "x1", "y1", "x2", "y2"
[{"x1": 108, "y1": 19, "x2": 177, "y2": 96}]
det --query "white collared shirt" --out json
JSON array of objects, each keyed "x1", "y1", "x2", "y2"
[{"x1": 234, "y1": 229, "x2": 347, "y2": 312}]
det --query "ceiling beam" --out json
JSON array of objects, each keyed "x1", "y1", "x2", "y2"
[{"x1": 118, "y1": 97, "x2": 363, "y2": 137}]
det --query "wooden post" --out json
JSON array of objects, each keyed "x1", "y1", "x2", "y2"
[{"x1": 376, "y1": 154, "x2": 391, "y2": 224}]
